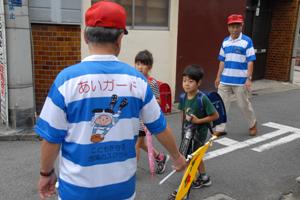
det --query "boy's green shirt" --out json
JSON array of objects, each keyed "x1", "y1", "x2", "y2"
[{"x1": 178, "y1": 93, "x2": 216, "y2": 143}]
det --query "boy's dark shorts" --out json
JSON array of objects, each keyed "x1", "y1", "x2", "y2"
[
  {"x1": 138, "y1": 130, "x2": 146, "y2": 137},
  {"x1": 192, "y1": 140, "x2": 204, "y2": 151}
]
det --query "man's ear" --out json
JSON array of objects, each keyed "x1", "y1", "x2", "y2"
[
  {"x1": 116, "y1": 33, "x2": 124, "y2": 48},
  {"x1": 115, "y1": 33, "x2": 124, "y2": 56},
  {"x1": 84, "y1": 32, "x2": 89, "y2": 44}
]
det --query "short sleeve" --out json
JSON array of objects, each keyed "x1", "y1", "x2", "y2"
[
  {"x1": 140, "y1": 81, "x2": 166, "y2": 135},
  {"x1": 202, "y1": 95, "x2": 217, "y2": 116},
  {"x1": 149, "y1": 78, "x2": 160, "y2": 99},
  {"x1": 246, "y1": 39, "x2": 256, "y2": 62},
  {"x1": 218, "y1": 44, "x2": 226, "y2": 62},
  {"x1": 34, "y1": 82, "x2": 68, "y2": 143}
]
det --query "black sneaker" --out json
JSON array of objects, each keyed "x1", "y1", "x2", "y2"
[
  {"x1": 156, "y1": 154, "x2": 170, "y2": 174},
  {"x1": 167, "y1": 190, "x2": 188, "y2": 200},
  {"x1": 167, "y1": 190, "x2": 177, "y2": 200},
  {"x1": 192, "y1": 176, "x2": 212, "y2": 189}
]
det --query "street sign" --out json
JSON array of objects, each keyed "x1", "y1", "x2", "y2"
[{"x1": 11, "y1": 0, "x2": 22, "y2": 7}]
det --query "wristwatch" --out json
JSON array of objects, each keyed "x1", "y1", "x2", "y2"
[{"x1": 247, "y1": 76, "x2": 252, "y2": 81}]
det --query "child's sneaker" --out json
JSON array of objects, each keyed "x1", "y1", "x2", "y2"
[
  {"x1": 155, "y1": 153, "x2": 169, "y2": 174},
  {"x1": 167, "y1": 190, "x2": 189, "y2": 200},
  {"x1": 192, "y1": 175, "x2": 212, "y2": 189},
  {"x1": 167, "y1": 190, "x2": 177, "y2": 200}
]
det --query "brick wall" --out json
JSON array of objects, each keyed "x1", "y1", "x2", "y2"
[
  {"x1": 265, "y1": 0, "x2": 300, "y2": 81},
  {"x1": 32, "y1": 24, "x2": 81, "y2": 113}
]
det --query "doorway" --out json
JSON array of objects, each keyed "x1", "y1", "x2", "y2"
[{"x1": 244, "y1": 0, "x2": 272, "y2": 80}]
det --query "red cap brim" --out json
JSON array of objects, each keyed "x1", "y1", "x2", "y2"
[{"x1": 228, "y1": 20, "x2": 243, "y2": 24}]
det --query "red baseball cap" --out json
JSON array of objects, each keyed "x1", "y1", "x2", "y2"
[
  {"x1": 227, "y1": 14, "x2": 244, "y2": 25},
  {"x1": 85, "y1": 1, "x2": 128, "y2": 34}
]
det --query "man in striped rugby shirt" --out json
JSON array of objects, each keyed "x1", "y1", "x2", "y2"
[
  {"x1": 214, "y1": 14, "x2": 257, "y2": 137},
  {"x1": 35, "y1": 1, "x2": 186, "y2": 200}
]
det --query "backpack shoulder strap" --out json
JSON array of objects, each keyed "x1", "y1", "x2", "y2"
[
  {"x1": 196, "y1": 91, "x2": 205, "y2": 113},
  {"x1": 179, "y1": 92, "x2": 186, "y2": 106},
  {"x1": 180, "y1": 91, "x2": 205, "y2": 112}
]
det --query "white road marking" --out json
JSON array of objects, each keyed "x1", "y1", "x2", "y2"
[
  {"x1": 262, "y1": 122, "x2": 300, "y2": 132},
  {"x1": 214, "y1": 138, "x2": 239, "y2": 146},
  {"x1": 252, "y1": 133, "x2": 300, "y2": 152},
  {"x1": 159, "y1": 122, "x2": 300, "y2": 185},
  {"x1": 204, "y1": 122, "x2": 300, "y2": 160},
  {"x1": 203, "y1": 194, "x2": 236, "y2": 200}
]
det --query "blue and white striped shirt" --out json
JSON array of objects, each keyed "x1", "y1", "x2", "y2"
[
  {"x1": 35, "y1": 55, "x2": 166, "y2": 200},
  {"x1": 218, "y1": 33, "x2": 256, "y2": 86}
]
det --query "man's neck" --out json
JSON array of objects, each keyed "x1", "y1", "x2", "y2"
[
  {"x1": 88, "y1": 43, "x2": 119, "y2": 56},
  {"x1": 230, "y1": 33, "x2": 241, "y2": 40}
]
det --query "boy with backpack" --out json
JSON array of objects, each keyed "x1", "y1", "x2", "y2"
[
  {"x1": 168, "y1": 64, "x2": 219, "y2": 200},
  {"x1": 135, "y1": 50, "x2": 169, "y2": 174}
]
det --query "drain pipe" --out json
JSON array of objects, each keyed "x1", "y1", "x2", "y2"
[{"x1": 290, "y1": 3, "x2": 300, "y2": 84}]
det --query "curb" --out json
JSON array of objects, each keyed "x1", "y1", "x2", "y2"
[
  {"x1": 0, "y1": 133, "x2": 40, "y2": 141},
  {"x1": 0, "y1": 130, "x2": 40, "y2": 141},
  {"x1": 280, "y1": 176, "x2": 300, "y2": 200},
  {"x1": 294, "y1": 177, "x2": 300, "y2": 199}
]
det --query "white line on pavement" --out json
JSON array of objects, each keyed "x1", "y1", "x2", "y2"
[
  {"x1": 204, "y1": 122, "x2": 300, "y2": 160},
  {"x1": 263, "y1": 122, "x2": 300, "y2": 132},
  {"x1": 214, "y1": 138, "x2": 239, "y2": 146},
  {"x1": 252, "y1": 133, "x2": 300, "y2": 152},
  {"x1": 204, "y1": 129, "x2": 289, "y2": 160}
]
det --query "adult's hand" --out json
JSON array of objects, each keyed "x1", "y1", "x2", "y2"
[
  {"x1": 38, "y1": 173, "x2": 57, "y2": 199},
  {"x1": 245, "y1": 79, "x2": 252, "y2": 91},
  {"x1": 172, "y1": 153, "x2": 187, "y2": 172},
  {"x1": 214, "y1": 78, "x2": 220, "y2": 89}
]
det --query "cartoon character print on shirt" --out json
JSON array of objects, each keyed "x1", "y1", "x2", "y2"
[{"x1": 90, "y1": 94, "x2": 128, "y2": 143}]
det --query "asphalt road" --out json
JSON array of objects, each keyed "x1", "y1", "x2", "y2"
[{"x1": 1, "y1": 89, "x2": 300, "y2": 200}]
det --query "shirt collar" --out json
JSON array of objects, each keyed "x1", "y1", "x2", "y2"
[
  {"x1": 229, "y1": 33, "x2": 242, "y2": 41},
  {"x1": 82, "y1": 55, "x2": 119, "y2": 62}
]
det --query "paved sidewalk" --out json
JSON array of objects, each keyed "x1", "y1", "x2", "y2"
[{"x1": 251, "y1": 79, "x2": 300, "y2": 95}]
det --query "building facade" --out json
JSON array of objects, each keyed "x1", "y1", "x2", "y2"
[{"x1": 1, "y1": 0, "x2": 300, "y2": 128}]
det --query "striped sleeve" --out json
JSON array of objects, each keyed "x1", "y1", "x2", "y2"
[
  {"x1": 246, "y1": 39, "x2": 256, "y2": 62},
  {"x1": 149, "y1": 78, "x2": 160, "y2": 99},
  {"x1": 35, "y1": 82, "x2": 68, "y2": 143},
  {"x1": 218, "y1": 44, "x2": 225, "y2": 61},
  {"x1": 140, "y1": 83, "x2": 166, "y2": 135}
]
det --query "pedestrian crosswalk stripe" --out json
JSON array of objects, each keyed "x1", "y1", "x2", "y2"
[
  {"x1": 252, "y1": 133, "x2": 300, "y2": 152},
  {"x1": 205, "y1": 122, "x2": 300, "y2": 160},
  {"x1": 214, "y1": 138, "x2": 239, "y2": 146}
]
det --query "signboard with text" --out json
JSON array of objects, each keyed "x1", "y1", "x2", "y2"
[
  {"x1": 11, "y1": 0, "x2": 22, "y2": 7},
  {"x1": 0, "y1": 0, "x2": 9, "y2": 126}
]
